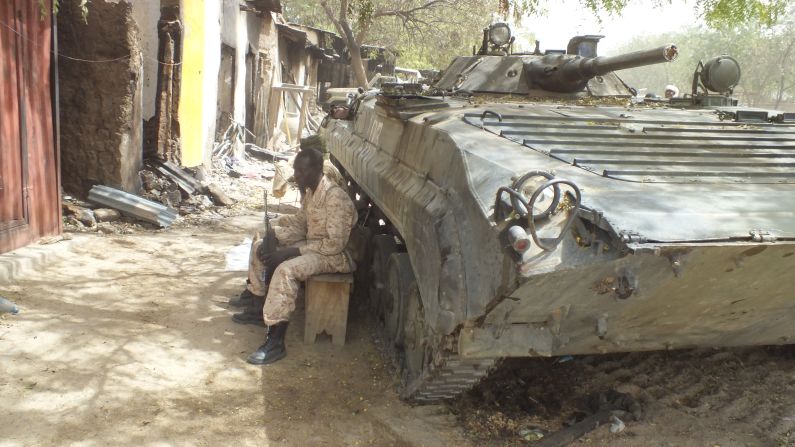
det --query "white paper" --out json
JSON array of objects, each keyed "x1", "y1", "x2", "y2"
[{"x1": 225, "y1": 238, "x2": 252, "y2": 272}]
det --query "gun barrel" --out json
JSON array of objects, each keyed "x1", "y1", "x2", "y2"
[
  {"x1": 593, "y1": 45, "x2": 678, "y2": 74},
  {"x1": 571, "y1": 45, "x2": 678, "y2": 80}
]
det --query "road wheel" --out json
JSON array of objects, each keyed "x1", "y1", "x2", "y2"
[
  {"x1": 384, "y1": 253, "x2": 414, "y2": 345},
  {"x1": 369, "y1": 234, "x2": 397, "y2": 321},
  {"x1": 398, "y1": 279, "x2": 428, "y2": 387}
]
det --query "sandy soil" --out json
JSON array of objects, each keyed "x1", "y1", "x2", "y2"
[
  {"x1": 2, "y1": 212, "x2": 794, "y2": 446},
  {"x1": 0, "y1": 215, "x2": 468, "y2": 447}
]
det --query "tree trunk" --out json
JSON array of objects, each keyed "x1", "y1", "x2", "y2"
[
  {"x1": 338, "y1": 19, "x2": 368, "y2": 88},
  {"x1": 776, "y1": 75, "x2": 785, "y2": 109},
  {"x1": 776, "y1": 39, "x2": 795, "y2": 109},
  {"x1": 346, "y1": 39, "x2": 369, "y2": 88},
  {"x1": 319, "y1": 0, "x2": 369, "y2": 88}
]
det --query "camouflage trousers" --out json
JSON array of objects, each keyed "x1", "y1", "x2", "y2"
[{"x1": 247, "y1": 239, "x2": 353, "y2": 326}]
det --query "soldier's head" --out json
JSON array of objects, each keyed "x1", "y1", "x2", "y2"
[
  {"x1": 293, "y1": 148, "x2": 324, "y2": 191},
  {"x1": 664, "y1": 84, "x2": 679, "y2": 99}
]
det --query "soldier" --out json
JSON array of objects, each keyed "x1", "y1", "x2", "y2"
[
  {"x1": 232, "y1": 148, "x2": 357, "y2": 365},
  {"x1": 664, "y1": 84, "x2": 679, "y2": 99}
]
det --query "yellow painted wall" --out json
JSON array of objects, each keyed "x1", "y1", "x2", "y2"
[{"x1": 179, "y1": 1, "x2": 205, "y2": 167}]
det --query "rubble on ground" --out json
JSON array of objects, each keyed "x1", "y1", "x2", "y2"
[
  {"x1": 61, "y1": 151, "x2": 299, "y2": 234},
  {"x1": 60, "y1": 124, "x2": 317, "y2": 234}
]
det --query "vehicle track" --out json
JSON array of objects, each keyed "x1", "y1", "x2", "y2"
[{"x1": 404, "y1": 356, "x2": 500, "y2": 402}]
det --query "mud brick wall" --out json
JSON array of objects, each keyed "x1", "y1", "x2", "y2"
[{"x1": 58, "y1": 0, "x2": 143, "y2": 196}]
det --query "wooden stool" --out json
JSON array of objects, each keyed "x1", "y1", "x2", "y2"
[{"x1": 304, "y1": 273, "x2": 353, "y2": 346}]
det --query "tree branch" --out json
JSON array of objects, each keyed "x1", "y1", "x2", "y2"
[
  {"x1": 339, "y1": 0, "x2": 349, "y2": 22},
  {"x1": 319, "y1": 1, "x2": 345, "y2": 38},
  {"x1": 372, "y1": 0, "x2": 451, "y2": 20}
]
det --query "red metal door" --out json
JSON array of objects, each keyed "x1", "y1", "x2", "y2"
[
  {"x1": 0, "y1": 0, "x2": 28, "y2": 232},
  {"x1": 0, "y1": 0, "x2": 60, "y2": 254}
]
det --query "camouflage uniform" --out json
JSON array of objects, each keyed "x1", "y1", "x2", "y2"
[
  {"x1": 323, "y1": 160, "x2": 347, "y2": 190},
  {"x1": 255, "y1": 175, "x2": 357, "y2": 326},
  {"x1": 246, "y1": 238, "x2": 302, "y2": 296}
]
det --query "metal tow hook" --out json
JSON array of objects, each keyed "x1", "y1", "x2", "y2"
[{"x1": 479, "y1": 110, "x2": 503, "y2": 129}]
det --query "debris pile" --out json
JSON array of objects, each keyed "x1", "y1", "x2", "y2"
[
  {"x1": 60, "y1": 122, "x2": 310, "y2": 234},
  {"x1": 62, "y1": 195, "x2": 142, "y2": 235},
  {"x1": 139, "y1": 160, "x2": 226, "y2": 214}
]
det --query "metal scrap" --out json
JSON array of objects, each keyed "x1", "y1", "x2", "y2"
[
  {"x1": 88, "y1": 185, "x2": 178, "y2": 227},
  {"x1": 151, "y1": 161, "x2": 205, "y2": 196}
]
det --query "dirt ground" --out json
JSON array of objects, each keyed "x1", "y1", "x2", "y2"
[
  {"x1": 1, "y1": 212, "x2": 794, "y2": 446},
  {"x1": 0, "y1": 215, "x2": 467, "y2": 446},
  {"x1": 454, "y1": 349, "x2": 795, "y2": 447}
]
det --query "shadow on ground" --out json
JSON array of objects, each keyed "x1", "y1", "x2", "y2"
[{"x1": 0, "y1": 215, "x2": 467, "y2": 446}]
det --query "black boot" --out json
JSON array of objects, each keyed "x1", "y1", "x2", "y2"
[
  {"x1": 232, "y1": 295, "x2": 265, "y2": 326},
  {"x1": 229, "y1": 289, "x2": 261, "y2": 308},
  {"x1": 247, "y1": 322, "x2": 288, "y2": 365}
]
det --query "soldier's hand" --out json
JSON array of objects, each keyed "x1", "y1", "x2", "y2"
[
  {"x1": 264, "y1": 247, "x2": 301, "y2": 267},
  {"x1": 256, "y1": 240, "x2": 271, "y2": 263}
]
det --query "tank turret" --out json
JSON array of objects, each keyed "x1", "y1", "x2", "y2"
[{"x1": 434, "y1": 29, "x2": 678, "y2": 96}]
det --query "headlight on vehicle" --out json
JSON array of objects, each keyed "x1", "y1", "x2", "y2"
[{"x1": 488, "y1": 23, "x2": 512, "y2": 46}]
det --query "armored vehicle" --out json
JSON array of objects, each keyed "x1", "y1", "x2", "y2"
[{"x1": 322, "y1": 24, "x2": 795, "y2": 401}]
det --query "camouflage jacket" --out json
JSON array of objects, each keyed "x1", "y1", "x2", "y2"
[{"x1": 273, "y1": 176, "x2": 357, "y2": 260}]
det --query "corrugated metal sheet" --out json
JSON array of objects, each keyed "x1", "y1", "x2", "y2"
[
  {"x1": 88, "y1": 186, "x2": 178, "y2": 228},
  {"x1": 0, "y1": 0, "x2": 60, "y2": 254},
  {"x1": 464, "y1": 110, "x2": 795, "y2": 183}
]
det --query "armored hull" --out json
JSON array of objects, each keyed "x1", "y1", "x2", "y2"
[{"x1": 323, "y1": 39, "x2": 795, "y2": 401}]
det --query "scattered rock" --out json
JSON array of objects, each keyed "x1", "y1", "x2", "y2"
[
  {"x1": 65, "y1": 216, "x2": 84, "y2": 229},
  {"x1": 188, "y1": 165, "x2": 209, "y2": 181},
  {"x1": 94, "y1": 208, "x2": 121, "y2": 222},
  {"x1": 206, "y1": 183, "x2": 235, "y2": 207},
  {"x1": 62, "y1": 202, "x2": 84, "y2": 216},
  {"x1": 162, "y1": 189, "x2": 182, "y2": 208},
  {"x1": 140, "y1": 170, "x2": 159, "y2": 191},
  {"x1": 518, "y1": 427, "x2": 546, "y2": 441},
  {"x1": 96, "y1": 223, "x2": 117, "y2": 234},
  {"x1": 609, "y1": 415, "x2": 625, "y2": 434},
  {"x1": 75, "y1": 209, "x2": 97, "y2": 227},
  {"x1": 182, "y1": 195, "x2": 213, "y2": 211},
  {"x1": 197, "y1": 195, "x2": 214, "y2": 209}
]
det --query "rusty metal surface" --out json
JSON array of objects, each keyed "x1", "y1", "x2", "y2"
[
  {"x1": 0, "y1": 0, "x2": 60, "y2": 254},
  {"x1": 462, "y1": 241, "x2": 795, "y2": 357},
  {"x1": 0, "y1": 0, "x2": 26, "y2": 233}
]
